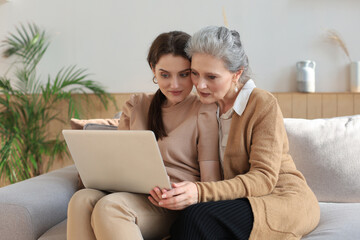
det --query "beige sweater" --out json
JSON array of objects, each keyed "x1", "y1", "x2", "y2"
[
  {"x1": 118, "y1": 93, "x2": 219, "y2": 183},
  {"x1": 195, "y1": 88, "x2": 320, "y2": 239}
]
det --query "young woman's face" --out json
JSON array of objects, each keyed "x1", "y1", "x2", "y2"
[
  {"x1": 191, "y1": 53, "x2": 239, "y2": 104},
  {"x1": 153, "y1": 54, "x2": 192, "y2": 107}
]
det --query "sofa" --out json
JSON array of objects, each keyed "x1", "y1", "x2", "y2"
[{"x1": 1, "y1": 114, "x2": 360, "y2": 240}]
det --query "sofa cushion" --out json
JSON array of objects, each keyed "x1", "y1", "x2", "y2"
[
  {"x1": 302, "y1": 202, "x2": 360, "y2": 240},
  {"x1": 284, "y1": 115, "x2": 360, "y2": 202},
  {"x1": 36, "y1": 204, "x2": 360, "y2": 240},
  {"x1": 0, "y1": 165, "x2": 77, "y2": 240},
  {"x1": 83, "y1": 123, "x2": 118, "y2": 130},
  {"x1": 38, "y1": 219, "x2": 67, "y2": 240},
  {"x1": 70, "y1": 118, "x2": 120, "y2": 130}
]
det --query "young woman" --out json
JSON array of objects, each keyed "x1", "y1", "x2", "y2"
[
  {"x1": 67, "y1": 31, "x2": 221, "y2": 240},
  {"x1": 149, "y1": 26, "x2": 320, "y2": 240}
]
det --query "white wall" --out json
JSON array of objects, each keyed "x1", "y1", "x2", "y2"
[{"x1": 0, "y1": 0, "x2": 359, "y2": 93}]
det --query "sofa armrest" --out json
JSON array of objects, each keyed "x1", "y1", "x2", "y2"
[{"x1": 0, "y1": 165, "x2": 78, "y2": 240}]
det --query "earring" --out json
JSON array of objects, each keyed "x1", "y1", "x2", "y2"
[
  {"x1": 234, "y1": 85, "x2": 239, "y2": 93},
  {"x1": 152, "y1": 76, "x2": 158, "y2": 84}
]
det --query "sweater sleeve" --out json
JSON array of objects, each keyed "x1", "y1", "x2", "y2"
[
  {"x1": 196, "y1": 98, "x2": 285, "y2": 202},
  {"x1": 197, "y1": 103, "x2": 219, "y2": 163},
  {"x1": 117, "y1": 94, "x2": 139, "y2": 130},
  {"x1": 197, "y1": 103, "x2": 221, "y2": 182}
]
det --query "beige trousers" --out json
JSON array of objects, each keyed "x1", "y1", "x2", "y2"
[{"x1": 67, "y1": 189, "x2": 178, "y2": 240}]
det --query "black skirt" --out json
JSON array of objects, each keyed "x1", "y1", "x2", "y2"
[{"x1": 170, "y1": 198, "x2": 254, "y2": 240}]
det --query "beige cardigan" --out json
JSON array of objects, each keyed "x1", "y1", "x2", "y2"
[{"x1": 195, "y1": 88, "x2": 320, "y2": 239}]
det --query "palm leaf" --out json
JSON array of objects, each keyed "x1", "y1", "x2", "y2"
[
  {"x1": 0, "y1": 132, "x2": 25, "y2": 183},
  {"x1": 0, "y1": 77, "x2": 14, "y2": 93},
  {"x1": 2, "y1": 23, "x2": 49, "y2": 74},
  {"x1": 0, "y1": 22, "x2": 116, "y2": 184}
]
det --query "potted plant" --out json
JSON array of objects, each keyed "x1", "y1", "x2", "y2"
[{"x1": 0, "y1": 23, "x2": 115, "y2": 184}]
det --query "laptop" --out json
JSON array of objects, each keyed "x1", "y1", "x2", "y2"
[{"x1": 62, "y1": 130, "x2": 171, "y2": 194}]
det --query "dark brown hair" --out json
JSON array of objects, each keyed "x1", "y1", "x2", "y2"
[{"x1": 147, "y1": 31, "x2": 191, "y2": 140}]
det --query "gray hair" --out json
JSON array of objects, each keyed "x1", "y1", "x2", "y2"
[{"x1": 186, "y1": 26, "x2": 251, "y2": 83}]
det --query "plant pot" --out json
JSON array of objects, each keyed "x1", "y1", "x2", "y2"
[{"x1": 350, "y1": 61, "x2": 360, "y2": 92}]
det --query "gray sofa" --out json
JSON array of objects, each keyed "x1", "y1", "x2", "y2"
[
  {"x1": 1, "y1": 115, "x2": 360, "y2": 240},
  {"x1": 0, "y1": 165, "x2": 77, "y2": 240}
]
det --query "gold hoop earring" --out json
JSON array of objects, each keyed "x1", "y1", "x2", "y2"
[{"x1": 152, "y1": 76, "x2": 158, "y2": 84}]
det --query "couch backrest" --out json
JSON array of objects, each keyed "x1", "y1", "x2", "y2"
[{"x1": 284, "y1": 115, "x2": 360, "y2": 203}]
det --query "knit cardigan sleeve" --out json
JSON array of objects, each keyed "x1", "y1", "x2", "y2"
[{"x1": 195, "y1": 97, "x2": 286, "y2": 202}]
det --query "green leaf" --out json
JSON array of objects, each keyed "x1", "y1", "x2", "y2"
[
  {"x1": 28, "y1": 155, "x2": 38, "y2": 171},
  {"x1": 0, "y1": 22, "x2": 115, "y2": 185}
]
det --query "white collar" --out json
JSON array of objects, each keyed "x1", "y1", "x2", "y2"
[{"x1": 232, "y1": 79, "x2": 256, "y2": 116}]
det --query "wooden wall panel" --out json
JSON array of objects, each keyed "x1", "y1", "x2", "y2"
[
  {"x1": 275, "y1": 94, "x2": 292, "y2": 118},
  {"x1": 291, "y1": 94, "x2": 307, "y2": 118},
  {"x1": 275, "y1": 92, "x2": 360, "y2": 118},
  {"x1": 337, "y1": 94, "x2": 354, "y2": 117},
  {"x1": 322, "y1": 94, "x2": 337, "y2": 118},
  {"x1": 307, "y1": 94, "x2": 322, "y2": 119},
  {"x1": 354, "y1": 95, "x2": 360, "y2": 115}
]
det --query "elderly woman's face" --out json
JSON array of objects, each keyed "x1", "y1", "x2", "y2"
[{"x1": 191, "y1": 53, "x2": 238, "y2": 104}]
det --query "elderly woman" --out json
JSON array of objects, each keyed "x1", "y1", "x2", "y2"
[{"x1": 149, "y1": 26, "x2": 320, "y2": 240}]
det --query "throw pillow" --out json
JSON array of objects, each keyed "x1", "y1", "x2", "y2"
[
  {"x1": 70, "y1": 118, "x2": 120, "y2": 130},
  {"x1": 284, "y1": 115, "x2": 360, "y2": 203}
]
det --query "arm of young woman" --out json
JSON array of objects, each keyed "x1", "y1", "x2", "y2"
[
  {"x1": 117, "y1": 95, "x2": 138, "y2": 130},
  {"x1": 197, "y1": 103, "x2": 221, "y2": 182},
  {"x1": 149, "y1": 103, "x2": 221, "y2": 209}
]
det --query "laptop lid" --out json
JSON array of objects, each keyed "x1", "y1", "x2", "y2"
[{"x1": 62, "y1": 130, "x2": 171, "y2": 194}]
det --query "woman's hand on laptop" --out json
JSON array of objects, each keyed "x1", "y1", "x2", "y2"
[
  {"x1": 148, "y1": 181, "x2": 198, "y2": 210},
  {"x1": 149, "y1": 187, "x2": 164, "y2": 204}
]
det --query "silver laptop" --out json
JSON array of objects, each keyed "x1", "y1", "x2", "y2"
[{"x1": 62, "y1": 130, "x2": 171, "y2": 194}]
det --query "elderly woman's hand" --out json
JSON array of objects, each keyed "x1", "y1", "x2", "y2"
[{"x1": 148, "y1": 181, "x2": 198, "y2": 210}]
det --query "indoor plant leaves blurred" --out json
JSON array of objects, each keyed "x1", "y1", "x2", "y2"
[{"x1": 0, "y1": 23, "x2": 115, "y2": 184}]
